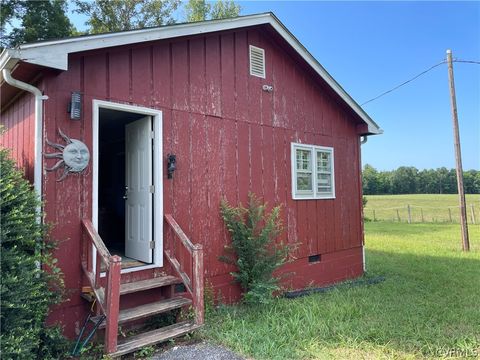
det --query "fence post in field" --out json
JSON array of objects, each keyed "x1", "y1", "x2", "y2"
[
  {"x1": 421, "y1": 208, "x2": 424, "y2": 222},
  {"x1": 373, "y1": 209, "x2": 376, "y2": 222},
  {"x1": 471, "y1": 204, "x2": 476, "y2": 225},
  {"x1": 396, "y1": 209, "x2": 401, "y2": 222},
  {"x1": 407, "y1": 205, "x2": 412, "y2": 224},
  {"x1": 448, "y1": 208, "x2": 453, "y2": 223}
]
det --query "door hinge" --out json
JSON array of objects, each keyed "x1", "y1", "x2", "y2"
[
  {"x1": 149, "y1": 241, "x2": 155, "y2": 249},
  {"x1": 151, "y1": 131, "x2": 155, "y2": 139},
  {"x1": 149, "y1": 185, "x2": 155, "y2": 193}
]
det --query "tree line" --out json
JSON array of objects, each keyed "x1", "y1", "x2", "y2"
[
  {"x1": 1, "y1": 0, "x2": 241, "y2": 49},
  {"x1": 362, "y1": 164, "x2": 480, "y2": 195}
]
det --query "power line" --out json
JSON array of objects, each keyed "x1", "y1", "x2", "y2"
[
  {"x1": 360, "y1": 58, "x2": 480, "y2": 106},
  {"x1": 361, "y1": 60, "x2": 446, "y2": 106},
  {"x1": 454, "y1": 59, "x2": 480, "y2": 65}
]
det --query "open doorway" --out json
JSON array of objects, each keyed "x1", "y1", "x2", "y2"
[{"x1": 93, "y1": 101, "x2": 163, "y2": 272}]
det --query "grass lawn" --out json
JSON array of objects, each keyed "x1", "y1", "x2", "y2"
[
  {"x1": 203, "y1": 222, "x2": 480, "y2": 359},
  {"x1": 364, "y1": 194, "x2": 480, "y2": 223}
]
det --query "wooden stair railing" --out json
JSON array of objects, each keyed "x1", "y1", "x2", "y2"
[
  {"x1": 164, "y1": 214, "x2": 204, "y2": 326},
  {"x1": 81, "y1": 219, "x2": 121, "y2": 354}
]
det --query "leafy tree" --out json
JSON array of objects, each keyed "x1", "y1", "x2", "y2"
[
  {"x1": 211, "y1": 0, "x2": 241, "y2": 19},
  {"x1": 362, "y1": 165, "x2": 479, "y2": 195},
  {"x1": 0, "y1": 0, "x2": 20, "y2": 48},
  {"x1": 362, "y1": 164, "x2": 378, "y2": 195},
  {"x1": 2, "y1": 0, "x2": 73, "y2": 48},
  {"x1": 74, "y1": 0, "x2": 181, "y2": 34},
  {"x1": 184, "y1": 0, "x2": 241, "y2": 22},
  {"x1": 184, "y1": 0, "x2": 211, "y2": 22},
  {"x1": 390, "y1": 166, "x2": 418, "y2": 194},
  {"x1": 0, "y1": 148, "x2": 68, "y2": 359}
]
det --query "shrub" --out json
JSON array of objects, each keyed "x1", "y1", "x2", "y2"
[
  {"x1": 0, "y1": 148, "x2": 68, "y2": 359},
  {"x1": 220, "y1": 193, "x2": 290, "y2": 305}
]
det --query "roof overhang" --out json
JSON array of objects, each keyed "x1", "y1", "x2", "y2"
[{"x1": 0, "y1": 13, "x2": 382, "y2": 135}]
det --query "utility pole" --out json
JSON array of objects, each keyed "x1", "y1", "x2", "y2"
[{"x1": 446, "y1": 49, "x2": 470, "y2": 251}]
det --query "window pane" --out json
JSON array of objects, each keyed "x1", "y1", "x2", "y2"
[
  {"x1": 317, "y1": 151, "x2": 331, "y2": 173},
  {"x1": 317, "y1": 173, "x2": 331, "y2": 192},
  {"x1": 296, "y1": 149, "x2": 311, "y2": 171},
  {"x1": 297, "y1": 173, "x2": 312, "y2": 191}
]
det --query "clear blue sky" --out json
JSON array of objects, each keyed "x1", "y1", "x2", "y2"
[{"x1": 70, "y1": 1, "x2": 480, "y2": 171}]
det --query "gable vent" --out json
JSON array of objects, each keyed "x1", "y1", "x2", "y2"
[{"x1": 249, "y1": 45, "x2": 266, "y2": 78}]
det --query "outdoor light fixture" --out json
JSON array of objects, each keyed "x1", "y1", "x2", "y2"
[
  {"x1": 68, "y1": 91, "x2": 82, "y2": 120},
  {"x1": 262, "y1": 84, "x2": 273, "y2": 92},
  {"x1": 167, "y1": 154, "x2": 176, "y2": 179}
]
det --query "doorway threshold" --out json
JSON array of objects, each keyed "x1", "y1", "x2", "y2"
[{"x1": 101, "y1": 249, "x2": 151, "y2": 271}]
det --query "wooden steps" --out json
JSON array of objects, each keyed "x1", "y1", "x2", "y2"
[
  {"x1": 120, "y1": 276, "x2": 181, "y2": 295},
  {"x1": 82, "y1": 276, "x2": 182, "y2": 304},
  {"x1": 92, "y1": 297, "x2": 192, "y2": 328},
  {"x1": 81, "y1": 273, "x2": 201, "y2": 357},
  {"x1": 111, "y1": 321, "x2": 202, "y2": 357}
]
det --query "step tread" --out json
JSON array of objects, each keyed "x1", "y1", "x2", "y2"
[
  {"x1": 111, "y1": 321, "x2": 202, "y2": 357},
  {"x1": 91, "y1": 297, "x2": 192, "y2": 328},
  {"x1": 120, "y1": 276, "x2": 181, "y2": 295}
]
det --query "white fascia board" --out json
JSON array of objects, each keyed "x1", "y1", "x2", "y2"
[
  {"x1": 14, "y1": 13, "x2": 274, "y2": 71},
  {"x1": 0, "y1": 49, "x2": 20, "y2": 83}
]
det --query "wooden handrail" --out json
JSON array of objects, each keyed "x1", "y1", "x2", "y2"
[
  {"x1": 164, "y1": 214, "x2": 198, "y2": 253},
  {"x1": 80, "y1": 218, "x2": 121, "y2": 354},
  {"x1": 82, "y1": 219, "x2": 112, "y2": 267},
  {"x1": 164, "y1": 214, "x2": 204, "y2": 325}
]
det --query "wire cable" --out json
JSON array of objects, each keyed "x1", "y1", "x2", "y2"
[
  {"x1": 361, "y1": 58, "x2": 480, "y2": 106},
  {"x1": 361, "y1": 60, "x2": 446, "y2": 106},
  {"x1": 453, "y1": 59, "x2": 480, "y2": 65}
]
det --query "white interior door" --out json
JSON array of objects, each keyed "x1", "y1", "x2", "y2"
[{"x1": 125, "y1": 116, "x2": 153, "y2": 263}]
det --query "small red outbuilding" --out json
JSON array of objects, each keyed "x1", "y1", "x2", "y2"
[{"x1": 0, "y1": 13, "x2": 382, "y2": 356}]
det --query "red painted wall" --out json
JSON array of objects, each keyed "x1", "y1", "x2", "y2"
[
  {"x1": 0, "y1": 91, "x2": 35, "y2": 182},
  {"x1": 3, "y1": 26, "x2": 365, "y2": 337}
]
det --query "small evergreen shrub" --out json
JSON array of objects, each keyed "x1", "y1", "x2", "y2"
[
  {"x1": 0, "y1": 148, "x2": 68, "y2": 359},
  {"x1": 220, "y1": 193, "x2": 290, "y2": 305}
]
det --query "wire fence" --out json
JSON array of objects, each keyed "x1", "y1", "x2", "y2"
[{"x1": 364, "y1": 204, "x2": 477, "y2": 224}]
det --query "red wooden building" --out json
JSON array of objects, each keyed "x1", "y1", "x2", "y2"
[{"x1": 0, "y1": 13, "x2": 381, "y2": 356}]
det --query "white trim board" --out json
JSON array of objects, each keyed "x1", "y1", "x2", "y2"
[
  {"x1": 0, "y1": 13, "x2": 381, "y2": 135},
  {"x1": 92, "y1": 100, "x2": 163, "y2": 274}
]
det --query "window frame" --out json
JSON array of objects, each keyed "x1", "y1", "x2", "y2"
[{"x1": 291, "y1": 142, "x2": 335, "y2": 200}]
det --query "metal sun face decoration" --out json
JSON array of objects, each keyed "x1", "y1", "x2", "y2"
[{"x1": 44, "y1": 129, "x2": 90, "y2": 181}]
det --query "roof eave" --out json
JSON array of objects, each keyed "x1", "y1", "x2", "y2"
[
  {"x1": 0, "y1": 13, "x2": 382, "y2": 134},
  {"x1": 0, "y1": 49, "x2": 20, "y2": 83}
]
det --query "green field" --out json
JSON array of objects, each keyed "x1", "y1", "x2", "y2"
[
  {"x1": 203, "y1": 221, "x2": 480, "y2": 359},
  {"x1": 364, "y1": 194, "x2": 480, "y2": 223}
]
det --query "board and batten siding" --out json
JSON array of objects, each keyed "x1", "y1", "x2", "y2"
[
  {"x1": 6, "y1": 27, "x2": 364, "y2": 334},
  {"x1": 0, "y1": 91, "x2": 36, "y2": 182}
]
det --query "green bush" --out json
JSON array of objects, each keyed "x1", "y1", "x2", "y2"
[
  {"x1": 0, "y1": 148, "x2": 68, "y2": 359},
  {"x1": 362, "y1": 195, "x2": 368, "y2": 207},
  {"x1": 220, "y1": 193, "x2": 290, "y2": 305}
]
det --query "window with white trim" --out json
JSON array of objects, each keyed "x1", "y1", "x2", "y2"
[{"x1": 291, "y1": 143, "x2": 335, "y2": 199}]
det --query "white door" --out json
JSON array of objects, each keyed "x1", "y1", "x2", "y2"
[{"x1": 125, "y1": 117, "x2": 153, "y2": 263}]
